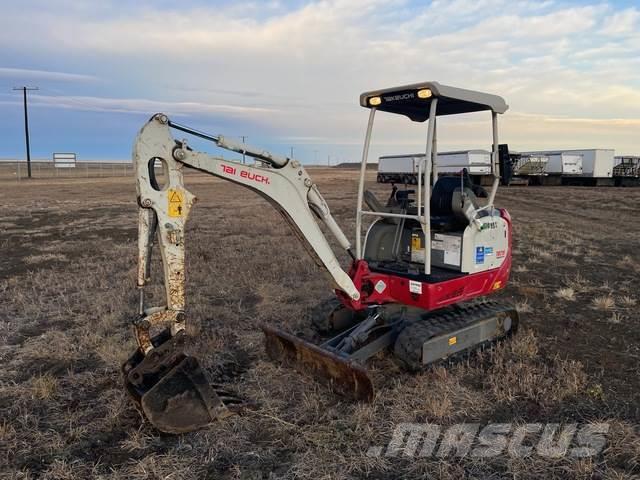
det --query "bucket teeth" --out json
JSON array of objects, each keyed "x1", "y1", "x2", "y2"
[{"x1": 122, "y1": 331, "x2": 248, "y2": 433}]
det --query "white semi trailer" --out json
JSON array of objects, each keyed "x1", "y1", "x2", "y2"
[
  {"x1": 377, "y1": 155, "x2": 420, "y2": 184},
  {"x1": 546, "y1": 153, "x2": 583, "y2": 175},
  {"x1": 377, "y1": 150, "x2": 492, "y2": 184},
  {"x1": 521, "y1": 149, "x2": 615, "y2": 185}
]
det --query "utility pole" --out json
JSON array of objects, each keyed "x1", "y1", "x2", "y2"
[
  {"x1": 240, "y1": 135, "x2": 247, "y2": 164},
  {"x1": 314, "y1": 149, "x2": 318, "y2": 165},
  {"x1": 290, "y1": 146, "x2": 294, "y2": 159},
  {"x1": 13, "y1": 86, "x2": 38, "y2": 178},
  {"x1": 327, "y1": 154, "x2": 331, "y2": 167}
]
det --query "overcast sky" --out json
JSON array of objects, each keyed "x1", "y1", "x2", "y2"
[{"x1": 0, "y1": 0, "x2": 638, "y2": 162}]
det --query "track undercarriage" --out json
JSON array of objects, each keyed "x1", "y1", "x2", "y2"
[{"x1": 264, "y1": 300, "x2": 519, "y2": 400}]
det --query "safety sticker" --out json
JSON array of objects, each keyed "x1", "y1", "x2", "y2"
[
  {"x1": 432, "y1": 233, "x2": 445, "y2": 250},
  {"x1": 443, "y1": 236, "x2": 461, "y2": 266},
  {"x1": 168, "y1": 189, "x2": 184, "y2": 217},
  {"x1": 374, "y1": 280, "x2": 387, "y2": 294},
  {"x1": 411, "y1": 234, "x2": 422, "y2": 250},
  {"x1": 431, "y1": 239, "x2": 445, "y2": 250},
  {"x1": 409, "y1": 280, "x2": 422, "y2": 295},
  {"x1": 475, "y1": 246, "x2": 485, "y2": 264},
  {"x1": 448, "y1": 336, "x2": 457, "y2": 346},
  {"x1": 485, "y1": 246, "x2": 494, "y2": 256}
]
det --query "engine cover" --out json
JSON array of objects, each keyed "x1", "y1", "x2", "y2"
[{"x1": 364, "y1": 213, "x2": 509, "y2": 274}]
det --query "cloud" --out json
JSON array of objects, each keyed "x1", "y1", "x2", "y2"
[
  {"x1": 0, "y1": 67, "x2": 98, "y2": 83},
  {"x1": 600, "y1": 7, "x2": 640, "y2": 35},
  {"x1": 23, "y1": 94, "x2": 277, "y2": 116},
  {"x1": 0, "y1": 0, "x2": 638, "y2": 156},
  {"x1": 501, "y1": 112, "x2": 640, "y2": 152}
]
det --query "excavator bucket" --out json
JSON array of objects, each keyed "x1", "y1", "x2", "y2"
[
  {"x1": 262, "y1": 325, "x2": 374, "y2": 401},
  {"x1": 122, "y1": 332, "x2": 241, "y2": 433}
]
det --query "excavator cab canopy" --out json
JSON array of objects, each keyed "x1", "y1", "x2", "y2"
[{"x1": 359, "y1": 81, "x2": 508, "y2": 122}]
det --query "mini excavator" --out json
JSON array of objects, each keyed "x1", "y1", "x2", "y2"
[{"x1": 123, "y1": 82, "x2": 519, "y2": 433}]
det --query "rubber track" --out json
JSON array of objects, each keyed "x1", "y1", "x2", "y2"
[{"x1": 394, "y1": 300, "x2": 519, "y2": 371}]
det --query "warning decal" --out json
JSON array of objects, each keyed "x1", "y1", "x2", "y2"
[
  {"x1": 374, "y1": 280, "x2": 387, "y2": 294},
  {"x1": 411, "y1": 234, "x2": 422, "y2": 250},
  {"x1": 168, "y1": 189, "x2": 184, "y2": 217},
  {"x1": 409, "y1": 280, "x2": 422, "y2": 295}
]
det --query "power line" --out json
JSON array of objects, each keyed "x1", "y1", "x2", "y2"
[{"x1": 12, "y1": 86, "x2": 38, "y2": 179}]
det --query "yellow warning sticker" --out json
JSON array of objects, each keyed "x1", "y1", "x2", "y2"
[
  {"x1": 448, "y1": 336, "x2": 457, "y2": 346},
  {"x1": 411, "y1": 234, "x2": 422, "y2": 250},
  {"x1": 168, "y1": 189, "x2": 184, "y2": 217}
]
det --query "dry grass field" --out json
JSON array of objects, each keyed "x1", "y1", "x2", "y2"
[{"x1": 1, "y1": 170, "x2": 639, "y2": 479}]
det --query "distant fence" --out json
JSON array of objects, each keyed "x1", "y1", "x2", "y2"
[
  {"x1": 0, "y1": 161, "x2": 134, "y2": 181},
  {"x1": 0, "y1": 160, "x2": 341, "y2": 182}
]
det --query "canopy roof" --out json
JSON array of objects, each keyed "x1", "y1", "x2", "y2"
[{"x1": 359, "y1": 81, "x2": 508, "y2": 122}]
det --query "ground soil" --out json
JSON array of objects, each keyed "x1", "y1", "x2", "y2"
[{"x1": 1, "y1": 171, "x2": 639, "y2": 479}]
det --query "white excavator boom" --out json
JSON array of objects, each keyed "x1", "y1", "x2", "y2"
[{"x1": 124, "y1": 113, "x2": 359, "y2": 433}]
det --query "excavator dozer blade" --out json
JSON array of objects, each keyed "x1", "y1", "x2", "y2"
[
  {"x1": 262, "y1": 325, "x2": 374, "y2": 402},
  {"x1": 122, "y1": 332, "x2": 239, "y2": 434}
]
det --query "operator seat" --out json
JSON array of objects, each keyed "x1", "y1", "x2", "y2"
[
  {"x1": 430, "y1": 174, "x2": 481, "y2": 231},
  {"x1": 365, "y1": 171, "x2": 484, "y2": 232}
]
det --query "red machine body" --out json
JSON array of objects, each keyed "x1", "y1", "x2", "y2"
[{"x1": 338, "y1": 209, "x2": 512, "y2": 312}]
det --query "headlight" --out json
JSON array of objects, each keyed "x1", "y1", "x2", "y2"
[
  {"x1": 368, "y1": 96, "x2": 382, "y2": 106},
  {"x1": 417, "y1": 88, "x2": 432, "y2": 99}
]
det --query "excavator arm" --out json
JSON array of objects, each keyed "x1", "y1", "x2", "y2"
[{"x1": 123, "y1": 113, "x2": 360, "y2": 433}]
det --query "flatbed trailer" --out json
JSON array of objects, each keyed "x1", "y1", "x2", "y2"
[{"x1": 613, "y1": 156, "x2": 640, "y2": 187}]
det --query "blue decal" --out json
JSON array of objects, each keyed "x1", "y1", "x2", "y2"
[
  {"x1": 485, "y1": 246, "x2": 494, "y2": 256},
  {"x1": 476, "y1": 246, "x2": 485, "y2": 264}
]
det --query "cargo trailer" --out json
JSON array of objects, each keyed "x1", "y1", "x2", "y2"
[
  {"x1": 437, "y1": 150, "x2": 492, "y2": 175},
  {"x1": 546, "y1": 153, "x2": 582, "y2": 175},
  {"x1": 377, "y1": 150, "x2": 493, "y2": 184},
  {"x1": 521, "y1": 149, "x2": 615, "y2": 186},
  {"x1": 377, "y1": 155, "x2": 420, "y2": 184}
]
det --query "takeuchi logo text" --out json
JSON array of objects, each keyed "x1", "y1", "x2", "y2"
[{"x1": 221, "y1": 164, "x2": 270, "y2": 185}]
